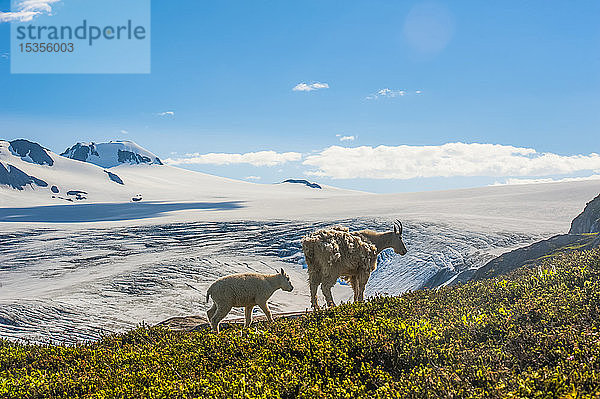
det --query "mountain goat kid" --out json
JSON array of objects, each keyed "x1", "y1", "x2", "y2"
[
  {"x1": 302, "y1": 220, "x2": 407, "y2": 309},
  {"x1": 206, "y1": 269, "x2": 294, "y2": 332}
]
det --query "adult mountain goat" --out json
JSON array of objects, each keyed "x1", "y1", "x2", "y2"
[
  {"x1": 206, "y1": 269, "x2": 294, "y2": 332},
  {"x1": 302, "y1": 220, "x2": 407, "y2": 309}
]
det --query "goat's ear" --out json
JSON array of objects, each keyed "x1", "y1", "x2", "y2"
[
  {"x1": 394, "y1": 225, "x2": 398, "y2": 235},
  {"x1": 280, "y1": 268, "x2": 284, "y2": 275}
]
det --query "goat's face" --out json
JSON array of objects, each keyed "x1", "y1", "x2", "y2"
[
  {"x1": 279, "y1": 268, "x2": 294, "y2": 292},
  {"x1": 392, "y1": 220, "x2": 408, "y2": 255}
]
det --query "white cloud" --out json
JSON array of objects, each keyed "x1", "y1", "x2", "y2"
[
  {"x1": 303, "y1": 143, "x2": 600, "y2": 180},
  {"x1": 293, "y1": 82, "x2": 329, "y2": 92},
  {"x1": 120, "y1": 130, "x2": 129, "y2": 134},
  {"x1": 157, "y1": 111, "x2": 175, "y2": 117},
  {"x1": 339, "y1": 135, "x2": 355, "y2": 142},
  {"x1": 0, "y1": 0, "x2": 60, "y2": 23},
  {"x1": 366, "y1": 88, "x2": 407, "y2": 100},
  {"x1": 379, "y1": 88, "x2": 405, "y2": 97},
  {"x1": 245, "y1": 176, "x2": 262, "y2": 180},
  {"x1": 492, "y1": 175, "x2": 600, "y2": 186},
  {"x1": 165, "y1": 150, "x2": 302, "y2": 167}
]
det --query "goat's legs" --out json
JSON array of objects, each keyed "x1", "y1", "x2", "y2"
[
  {"x1": 308, "y1": 272, "x2": 321, "y2": 310},
  {"x1": 357, "y1": 275, "x2": 368, "y2": 302},
  {"x1": 257, "y1": 301, "x2": 273, "y2": 322},
  {"x1": 357, "y1": 283, "x2": 365, "y2": 302},
  {"x1": 210, "y1": 304, "x2": 232, "y2": 333},
  {"x1": 207, "y1": 303, "x2": 217, "y2": 321},
  {"x1": 349, "y1": 276, "x2": 359, "y2": 302},
  {"x1": 244, "y1": 306, "x2": 253, "y2": 328},
  {"x1": 321, "y1": 275, "x2": 337, "y2": 308}
]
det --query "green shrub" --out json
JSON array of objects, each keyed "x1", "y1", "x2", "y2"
[{"x1": 2, "y1": 249, "x2": 600, "y2": 398}]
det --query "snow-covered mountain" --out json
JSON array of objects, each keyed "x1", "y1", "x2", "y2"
[
  {"x1": 61, "y1": 141, "x2": 163, "y2": 168},
  {"x1": 0, "y1": 139, "x2": 129, "y2": 203},
  {"x1": 0, "y1": 138, "x2": 347, "y2": 209}
]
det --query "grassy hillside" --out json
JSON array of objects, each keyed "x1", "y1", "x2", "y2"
[{"x1": 2, "y1": 249, "x2": 600, "y2": 398}]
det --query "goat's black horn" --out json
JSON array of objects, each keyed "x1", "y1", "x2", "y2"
[{"x1": 395, "y1": 219, "x2": 403, "y2": 234}]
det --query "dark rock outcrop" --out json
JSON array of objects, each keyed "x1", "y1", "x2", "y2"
[
  {"x1": 117, "y1": 150, "x2": 163, "y2": 166},
  {"x1": 0, "y1": 162, "x2": 31, "y2": 190},
  {"x1": 104, "y1": 170, "x2": 124, "y2": 185},
  {"x1": 66, "y1": 190, "x2": 87, "y2": 200},
  {"x1": 569, "y1": 194, "x2": 600, "y2": 234},
  {"x1": 282, "y1": 179, "x2": 322, "y2": 189},
  {"x1": 0, "y1": 162, "x2": 48, "y2": 190},
  {"x1": 9, "y1": 139, "x2": 54, "y2": 166},
  {"x1": 61, "y1": 142, "x2": 99, "y2": 162},
  {"x1": 29, "y1": 176, "x2": 48, "y2": 187},
  {"x1": 67, "y1": 190, "x2": 87, "y2": 196},
  {"x1": 118, "y1": 150, "x2": 151, "y2": 165}
]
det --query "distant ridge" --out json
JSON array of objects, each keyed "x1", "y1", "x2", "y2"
[
  {"x1": 0, "y1": 139, "x2": 126, "y2": 202},
  {"x1": 61, "y1": 141, "x2": 163, "y2": 168},
  {"x1": 0, "y1": 138, "x2": 346, "y2": 213},
  {"x1": 282, "y1": 179, "x2": 322, "y2": 189}
]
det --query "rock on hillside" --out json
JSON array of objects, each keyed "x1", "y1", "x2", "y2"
[
  {"x1": 0, "y1": 162, "x2": 48, "y2": 190},
  {"x1": 9, "y1": 139, "x2": 54, "y2": 166},
  {"x1": 281, "y1": 179, "x2": 322, "y2": 189},
  {"x1": 569, "y1": 194, "x2": 600, "y2": 234},
  {"x1": 472, "y1": 233, "x2": 599, "y2": 280},
  {"x1": 472, "y1": 192, "x2": 600, "y2": 280}
]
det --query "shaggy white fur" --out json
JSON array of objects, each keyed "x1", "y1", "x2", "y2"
[
  {"x1": 302, "y1": 222, "x2": 407, "y2": 309},
  {"x1": 206, "y1": 269, "x2": 293, "y2": 332}
]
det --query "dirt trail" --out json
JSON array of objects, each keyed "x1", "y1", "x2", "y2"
[{"x1": 158, "y1": 310, "x2": 312, "y2": 332}]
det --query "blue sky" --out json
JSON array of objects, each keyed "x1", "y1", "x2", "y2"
[{"x1": 1, "y1": 0, "x2": 599, "y2": 192}]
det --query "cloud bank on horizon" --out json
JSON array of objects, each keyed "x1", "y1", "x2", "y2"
[
  {"x1": 165, "y1": 150, "x2": 302, "y2": 167},
  {"x1": 303, "y1": 143, "x2": 600, "y2": 179},
  {"x1": 164, "y1": 142, "x2": 600, "y2": 182},
  {"x1": 492, "y1": 175, "x2": 600, "y2": 186}
]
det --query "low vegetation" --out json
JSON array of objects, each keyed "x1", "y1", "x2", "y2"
[{"x1": 2, "y1": 249, "x2": 600, "y2": 398}]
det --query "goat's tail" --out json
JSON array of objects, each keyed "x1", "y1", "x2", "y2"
[{"x1": 301, "y1": 239, "x2": 316, "y2": 270}]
